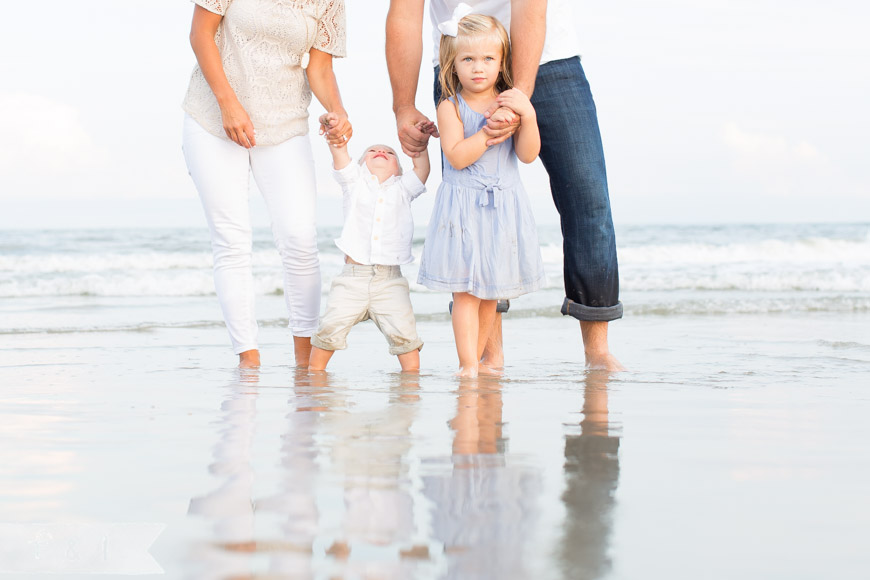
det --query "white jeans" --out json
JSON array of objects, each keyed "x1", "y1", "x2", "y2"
[{"x1": 182, "y1": 114, "x2": 321, "y2": 354}]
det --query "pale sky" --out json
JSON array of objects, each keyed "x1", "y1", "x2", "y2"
[{"x1": 1, "y1": 1, "x2": 868, "y2": 228}]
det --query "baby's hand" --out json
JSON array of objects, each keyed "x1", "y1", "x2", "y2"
[
  {"x1": 319, "y1": 112, "x2": 353, "y2": 148},
  {"x1": 496, "y1": 89, "x2": 534, "y2": 119},
  {"x1": 414, "y1": 120, "x2": 438, "y2": 139}
]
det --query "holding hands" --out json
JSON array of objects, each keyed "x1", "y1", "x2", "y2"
[
  {"x1": 395, "y1": 105, "x2": 439, "y2": 157},
  {"x1": 319, "y1": 111, "x2": 353, "y2": 148},
  {"x1": 481, "y1": 88, "x2": 535, "y2": 147},
  {"x1": 496, "y1": 88, "x2": 535, "y2": 119}
]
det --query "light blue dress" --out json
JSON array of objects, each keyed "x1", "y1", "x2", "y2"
[{"x1": 418, "y1": 94, "x2": 546, "y2": 300}]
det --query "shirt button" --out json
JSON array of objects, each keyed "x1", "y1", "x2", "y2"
[
  {"x1": 373, "y1": 236, "x2": 379, "y2": 240},
  {"x1": 378, "y1": 198, "x2": 384, "y2": 203},
  {"x1": 376, "y1": 217, "x2": 381, "y2": 222}
]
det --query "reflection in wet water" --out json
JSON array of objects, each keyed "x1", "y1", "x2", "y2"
[
  {"x1": 187, "y1": 369, "x2": 262, "y2": 578},
  {"x1": 423, "y1": 378, "x2": 542, "y2": 579},
  {"x1": 186, "y1": 371, "x2": 620, "y2": 579},
  {"x1": 560, "y1": 372, "x2": 621, "y2": 580}
]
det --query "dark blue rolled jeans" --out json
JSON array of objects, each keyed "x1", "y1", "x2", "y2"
[{"x1": 434, "y1": 56, "x2": 622, "y2": 321}]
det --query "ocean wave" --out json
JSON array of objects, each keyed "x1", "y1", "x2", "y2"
[
  {"x1": 2, "y1": 268, "x2": 868, "y2": 297},
  {"x1": 5, "y1": 296, "x2": 869, "y2": 336},
  {"x1": 3, "y1": 229, "x2": 870, "y2": 297},
  {"x1": 619, "y1": 236, "x2": 870, "y2": 266}
]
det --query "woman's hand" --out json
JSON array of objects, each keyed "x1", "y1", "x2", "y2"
[
  {"x1": 189, "y1": 5, "x2": 255, "y2": 149},
  {"x1": 220, "y1": 99, "x2": 256, "y2": 148},
  {"x1": 319, "y1": 111, "x2": 352, "y2": 147}
]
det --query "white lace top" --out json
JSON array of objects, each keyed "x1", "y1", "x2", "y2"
[{"x1": 183, "y1": 0, "x2": 346, "y2": 146}]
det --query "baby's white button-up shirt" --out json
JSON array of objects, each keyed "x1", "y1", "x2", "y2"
[{"x1": 333, "y1": 163, "x2": 426, "y2": 266}]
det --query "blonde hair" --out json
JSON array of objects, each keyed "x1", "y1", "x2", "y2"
[{"x1": 438, "y1": 13, "x2": 512, "y2": 106}]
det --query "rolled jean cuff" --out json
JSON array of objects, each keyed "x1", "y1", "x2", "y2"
[{"x1": 561, "y1": 298, "x2": 623, "y2": 322}]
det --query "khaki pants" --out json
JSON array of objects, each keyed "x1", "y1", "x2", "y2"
[{"x1": 312, "y1": 264, "x2": 423, "y2": 356}]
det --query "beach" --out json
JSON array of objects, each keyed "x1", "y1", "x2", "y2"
[{"x1": 2, "y1": 223, "x2": 870, "y2": 578}]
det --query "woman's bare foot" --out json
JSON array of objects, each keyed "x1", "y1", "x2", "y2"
[
  {"x1": 293, "y1": 336, "x2": 312, "y2": 369},
  {"x1": 238, "y1": 349, "x2": 260, "y2": 368}
]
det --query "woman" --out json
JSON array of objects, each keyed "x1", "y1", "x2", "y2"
[{"x1": 182, "y1": 0, "x2": 350, "y2": 368}]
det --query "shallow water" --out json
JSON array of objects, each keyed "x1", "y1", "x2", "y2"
[
  {"x1": 3, "y1": 224, "x2": 869, "y2": 577},
  {"x1": 3, "y1": 311, "x2": 869, "y2": 579}
]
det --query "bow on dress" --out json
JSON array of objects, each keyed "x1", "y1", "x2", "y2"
[{"x1": 438, "y1": 3, "x2": 475, "y2": 37}]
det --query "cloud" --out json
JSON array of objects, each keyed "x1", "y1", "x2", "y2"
[
  {"x1": 722, "y1": 122, "x2": 832, "y2": 197},
  {"x1": 0, "y1": 92, "x2": 109, "y2": 181},
  {"x1": 723, "y1": 122, "x2": 825, "y2": 164}
]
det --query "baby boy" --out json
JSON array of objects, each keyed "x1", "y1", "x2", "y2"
[{"x1": 308, "y1": 113, "x2": 432, "y2": 372}]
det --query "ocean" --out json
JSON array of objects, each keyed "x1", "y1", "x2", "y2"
[
  {"x1": 2, "y1": 223, "x2": 869, "y2": 579},
  {"x1": 3, "y1": 223, "x2": 869, "y2": 335}
]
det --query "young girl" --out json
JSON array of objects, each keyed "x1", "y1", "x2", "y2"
[{"x1": 417, "y1": 10, "x2": 545, "y2": 377}]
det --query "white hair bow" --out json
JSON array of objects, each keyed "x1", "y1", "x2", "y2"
[{"x1": 438, "y1": 3, "x2": 474, "y2": 37}]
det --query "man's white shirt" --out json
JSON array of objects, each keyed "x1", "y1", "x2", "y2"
[
  {"x1": 429, "y1": 0, "x2": 581, "y2": 66},
  {"x1": 333, "y1": 163, "x2": 426, "y2": 266}
]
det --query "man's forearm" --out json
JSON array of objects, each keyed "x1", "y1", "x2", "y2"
[
  {"x1": 386, "y1": 0, "x2": 426, "y2": 113},
  {"x1": 510, "y1": 0, "x2": 547, "y2": 96}
]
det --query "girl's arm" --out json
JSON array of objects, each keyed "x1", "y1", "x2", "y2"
[
  {"x1": 496, "y1": 89, "x2": 540, "y2": 163},
  {"x1": 189, "y1": 5, "x2": 256, "y2": 148},
  {"x1": 437, "y1": 100, "x2": 489, "y2": 170},
  {"x1": 307, "y1": 48, "x2": 352, "y2": 146}
]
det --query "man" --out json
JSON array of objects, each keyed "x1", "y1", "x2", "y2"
[{"x1": 386, "y1": 0, "x2": 624, "y2": 371}]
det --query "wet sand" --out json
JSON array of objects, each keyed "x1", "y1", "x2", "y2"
[{"x1": 2, "y1": 312, "x2": 870, "y2": 579}]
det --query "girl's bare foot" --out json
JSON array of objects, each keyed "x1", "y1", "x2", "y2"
[
  {"x1": 456, "y1": 364, "x2": 478, "y2": 378},
  {"x1": 478, "y1": 363, "x2": 503, "y2": 376},
  {"x1": 238, "y1": 349, "x2": 260, "y2": 368}
]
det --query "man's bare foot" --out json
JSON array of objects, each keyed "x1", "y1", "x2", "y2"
[
  {"x1": 293, "y1": 336, "x2": 312, "y2": 368},
  {"x1": 580, "y1": 321, "x2": 625, "y2": 372},
  {"x1": 238, "y1": 349, "x2": 260, "y2": 368},
  {"x1": 585, "y1": 351, "x2": 626, "y2": 372}
]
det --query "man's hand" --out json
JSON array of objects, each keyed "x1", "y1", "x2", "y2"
[
  {"x1": 396, "y1": 105, "x2": 439, "y2": 157},
  {"x1": 482, "y1": 104, "x2": 521, "y2": 147}
]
